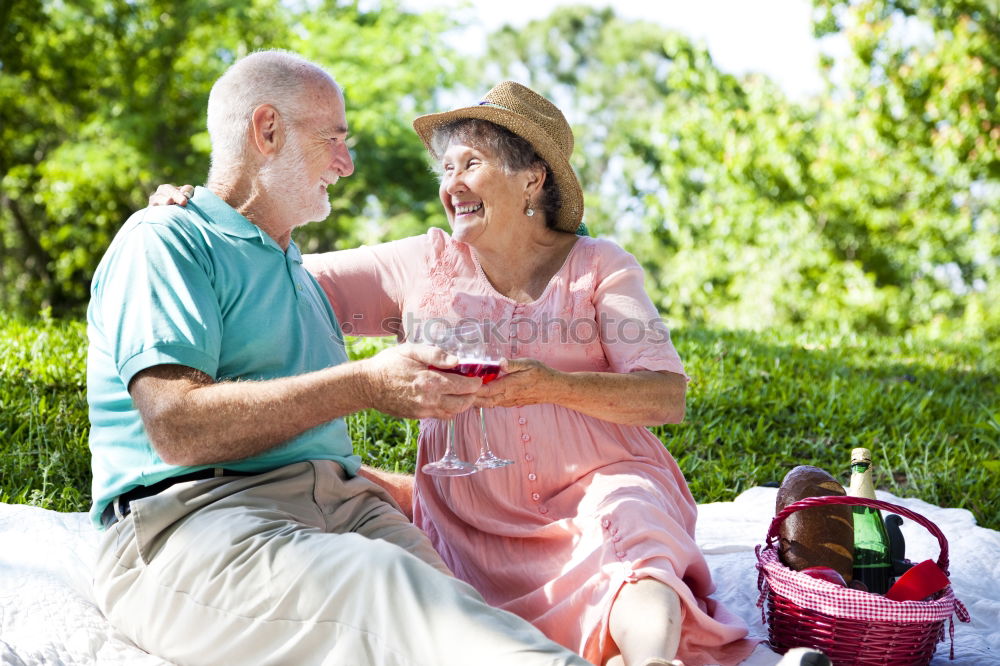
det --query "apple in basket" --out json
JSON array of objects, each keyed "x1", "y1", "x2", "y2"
[{"x1": 800, "y1": 566, "x2": 847, "y2": 587}]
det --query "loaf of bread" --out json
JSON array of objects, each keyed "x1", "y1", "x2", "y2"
[{"x1": 776, "y1": 465, "x2": 854, "y2": 581}]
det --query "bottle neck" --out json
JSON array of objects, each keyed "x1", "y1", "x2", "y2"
[{"x1": 848, "y1": 461, "x2": 877, "y2": 499}]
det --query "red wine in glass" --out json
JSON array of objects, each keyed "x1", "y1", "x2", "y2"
[
  {"x1": 418, "y1": 320, "x2": 514, "y2": 472},
  {"x1": 431, "y1": 361, "x2": 501, "y2": 384}
]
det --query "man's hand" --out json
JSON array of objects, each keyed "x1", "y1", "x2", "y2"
[
  {"x1": 149, "y1": 183, "x2": 195, "y2": 207},
  {"x1": 359, "y1": 343, "x2": 480, "y2": 420},
  {"x1": 473, "y1": 357, "x2": 557, "y2": 409}
]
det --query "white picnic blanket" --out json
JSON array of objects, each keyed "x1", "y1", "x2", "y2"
[{"x1": 1, "y1": 487, "x2": 996, "y2": 665}]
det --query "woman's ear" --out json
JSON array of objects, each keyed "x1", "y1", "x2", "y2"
[
  {"x1": 250, "y1": 104, "x2": 284, "y2": 156},
  {"x1": 524, "y1": 163, "x2": 547, "y2": 199}
]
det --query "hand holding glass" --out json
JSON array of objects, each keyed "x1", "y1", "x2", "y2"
[
  {"x1": 464, "y1": 327, "x2": 513, "y2": 469},
  {"x1": 415, "y1": 322, "x2": 513, "y2": 475},
  {"x1": 411, "y1": 324, "x2": 478, "y2": 476}
]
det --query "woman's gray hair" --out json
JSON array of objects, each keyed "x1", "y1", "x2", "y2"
[
  {"x1": 206, "y1": 50, "x2": 339, "y2": 179},
  {"x1": 431, "y1": 119, "x2": 563, "y2": 230}
]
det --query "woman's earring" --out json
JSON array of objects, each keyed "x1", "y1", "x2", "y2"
[{"x1": 525, "y1": 201, "x2": 535, "y2": 217}]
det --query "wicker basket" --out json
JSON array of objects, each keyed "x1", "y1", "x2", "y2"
[{"x1": 756, "y1": 495, "x2": 970, "y2": 666}]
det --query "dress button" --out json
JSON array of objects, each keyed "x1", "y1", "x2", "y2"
[
  {"x1": 521, "y1": 434, "x2": 530, "y2": 441},
  {"x1": 518, "y1": 417, "x2": 526, "y2": 425},
  {"x1": 524, "y1": 454, "x2": 533, "y2": 462},
  {"x1": 613, "y1": 535, "x2": 622, "y2": 543},
  {"x1": 531, "y1": 493, "x2": 540, "y2": 501},
  {"x1": 528, "y1": 473, "x2": 537, "y2": 481},
  {"x1": 539, "y1": 506, "x2": 548, "y2": 515},
  {"x1": 616, "y1": 551, "x2": 625, "y2": 558},
  {"x1": 601, "y1": 519, "x2": 610, "y2": 529}
]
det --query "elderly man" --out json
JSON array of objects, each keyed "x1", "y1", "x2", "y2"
[{"x1": 87, "y1": 50, "x2": 587, "y2": 666}]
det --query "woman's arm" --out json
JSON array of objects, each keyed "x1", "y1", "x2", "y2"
[
  {"x1": 476, "y1": 240, "x2": 688, "y2": 426},
  {"x1": 303, "y1": 234, "x2": 433, "y2": 340},
  {"x1": 303, "y1": 245, "x2": 405, "y2": 338},
  {"x1": 356, "y1": 465, "x2": 415, "y2": 520},
  {"x1": 475, "y1": 361, "x2": 685, "y2": 426},
  {"x1": 146, "y1": 184, "x2": 413, "y2": 340}
]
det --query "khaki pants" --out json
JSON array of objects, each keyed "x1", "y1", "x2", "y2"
[{"x1": 94, "y1": 460, "x2": 586, "y2": 666}]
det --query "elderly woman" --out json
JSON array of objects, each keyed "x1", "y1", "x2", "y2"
[
  {"x1": 307, "y1": 82, "x2": 752, "y2": 666},
  {"x1": 153, "y1": 83, "x2": 753, "y2": 666}
]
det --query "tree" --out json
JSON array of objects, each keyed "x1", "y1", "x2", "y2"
[
  {"x1": 810, "y1": 0, "x2": 1000, "y2": 336},
  {"x1": 479, "y1": 8, "x2": 856, "y2": 331},
  {"x1": 1, "y1": 0, "x2": 293, "y2": 313},
  {"x1": 4, "y1": 1, "x2": 995, "y2": 337},
  {"x1": 0, "y1": 0, "x2": 459, "y2": 315},
  {"x1": 477, "y1": 4, "x2": 998, "y2": 336},
  {"x1": 284, "y1": 0, "x2": 461, "y2": 253}
]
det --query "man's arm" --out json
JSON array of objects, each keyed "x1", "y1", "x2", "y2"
[{"x1": 130, "y1": 343, "x2": 479, "y2": 467}]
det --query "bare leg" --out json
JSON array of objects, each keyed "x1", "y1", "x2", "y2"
[{"x1": 607, "y1": 578, "x2": 683, "y2": 666}]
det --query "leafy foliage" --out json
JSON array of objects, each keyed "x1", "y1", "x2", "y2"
[
  {"x1": 0, "y1": 0, "x2": 458, "y2": 314},
  {"x1": 3, "y1": 1, "x2": 997, "y2": 338},
  {"x1": 477, "y1": 3, "x2": 999, "y2": 336},
  {"x1": 810, "y1": 0, "x2": 1000, "y2": 335}
]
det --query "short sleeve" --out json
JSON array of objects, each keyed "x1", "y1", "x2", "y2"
[
  {"x1": 91, "y1": 216, "x2": 223, "y2": 387},
  {"x1": 592, "y1": 240, "x2": 687, "y2": 378},
  {"x1": 303, "y1": 234, "x2": 429, "y2": 338}
]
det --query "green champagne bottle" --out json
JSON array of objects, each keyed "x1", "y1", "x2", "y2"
[{"x1": 847, "y1": 447, "x2": 893, "y2": 594}]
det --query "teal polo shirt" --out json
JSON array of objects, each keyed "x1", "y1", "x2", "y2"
[{"x1": 87, "y1": 186, "x2": 359, "y2": 529}]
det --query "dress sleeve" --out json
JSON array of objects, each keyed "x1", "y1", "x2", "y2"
[
  {"x1": 592, "y1": 240, "x2": 687, "y2": 378},
  {"x1": 302, "y1": 234, "x2": 428, "y2": 338}
]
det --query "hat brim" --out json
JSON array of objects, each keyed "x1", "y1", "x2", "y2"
[{"x1": 413, "y1": 106, "x2": 584, "y2": 233}]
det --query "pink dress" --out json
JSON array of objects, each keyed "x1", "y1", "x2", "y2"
[{"x1": 304, "y1": 228, "x2": 752, "y2": 665}]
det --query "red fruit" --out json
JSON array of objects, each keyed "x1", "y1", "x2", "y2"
[
  {"x1": 886, "y1": 559, "x2": 950, "y2": 602},
  {"x1": 801, "y1": 566, "x2": 847, "y2": 586}
]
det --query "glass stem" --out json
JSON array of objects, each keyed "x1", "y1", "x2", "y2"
[
  {"x1": 479, "y1": 407, "x2": 491, "y2": 455},
  {"x1": 443, "y1": 418, "x2": 457, "y2": 458}
]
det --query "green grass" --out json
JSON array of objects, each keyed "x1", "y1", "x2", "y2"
[
  {"x1": 0, "y1": 314, "x2": 90, "y2": 511},
  {"x1": 660, "y1": 328, "x2": 999, "y2": 529},
  {"x1": 2, "y1": 315, "x2": 997, "y2": 530}
]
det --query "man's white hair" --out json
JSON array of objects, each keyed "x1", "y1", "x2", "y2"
[{"x1": 206, "y1": 50, "x2": 339, "y2": 179}]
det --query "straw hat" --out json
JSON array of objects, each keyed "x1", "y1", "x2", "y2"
[{"x1": 412, "y1": 81, "x2": 584, "y2": 232}]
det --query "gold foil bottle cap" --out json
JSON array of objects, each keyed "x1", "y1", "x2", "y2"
[{"x1": 851, "y1": 447, "x2": 872, "y2": 465}]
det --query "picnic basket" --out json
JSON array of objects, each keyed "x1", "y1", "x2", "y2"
[{"x1": 755, "y1": 495, "x2": 970, "y2": 666}]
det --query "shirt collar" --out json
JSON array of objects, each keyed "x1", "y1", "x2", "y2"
[{"x1": 187, "y1": 186, "x2": 295, "y2": 256}]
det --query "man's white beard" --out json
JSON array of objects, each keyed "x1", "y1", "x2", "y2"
[{"x1": 259, "y1": 129, "x2": 332, "y2": 225}]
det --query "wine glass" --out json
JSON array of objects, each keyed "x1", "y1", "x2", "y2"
[
  {"x1": 414, "y1": 323, "x2": 479, "y2": 477},
  {"x1": 470, "y1": 325, "x2": 514, "y2": 470}
]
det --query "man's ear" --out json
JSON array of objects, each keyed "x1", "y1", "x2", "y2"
[{"x1": 250, "y1": 104, "x2": 283, "y2": 156}]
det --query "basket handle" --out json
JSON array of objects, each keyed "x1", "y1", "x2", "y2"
[{"x1": 764, "y1": 495, "x2": 950, "y2": 575}]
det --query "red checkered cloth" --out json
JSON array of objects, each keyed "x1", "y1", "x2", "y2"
[{"x1": 756, "y1": 547, "x2": 969, "y2": 623}]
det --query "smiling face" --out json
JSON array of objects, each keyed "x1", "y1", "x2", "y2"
[
  {"x1": 439, "y1": 140, "x2": 536, "y2": 245},
  {"x1": 262, "y1": 80, "x2": 355, "y2": 227}
]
